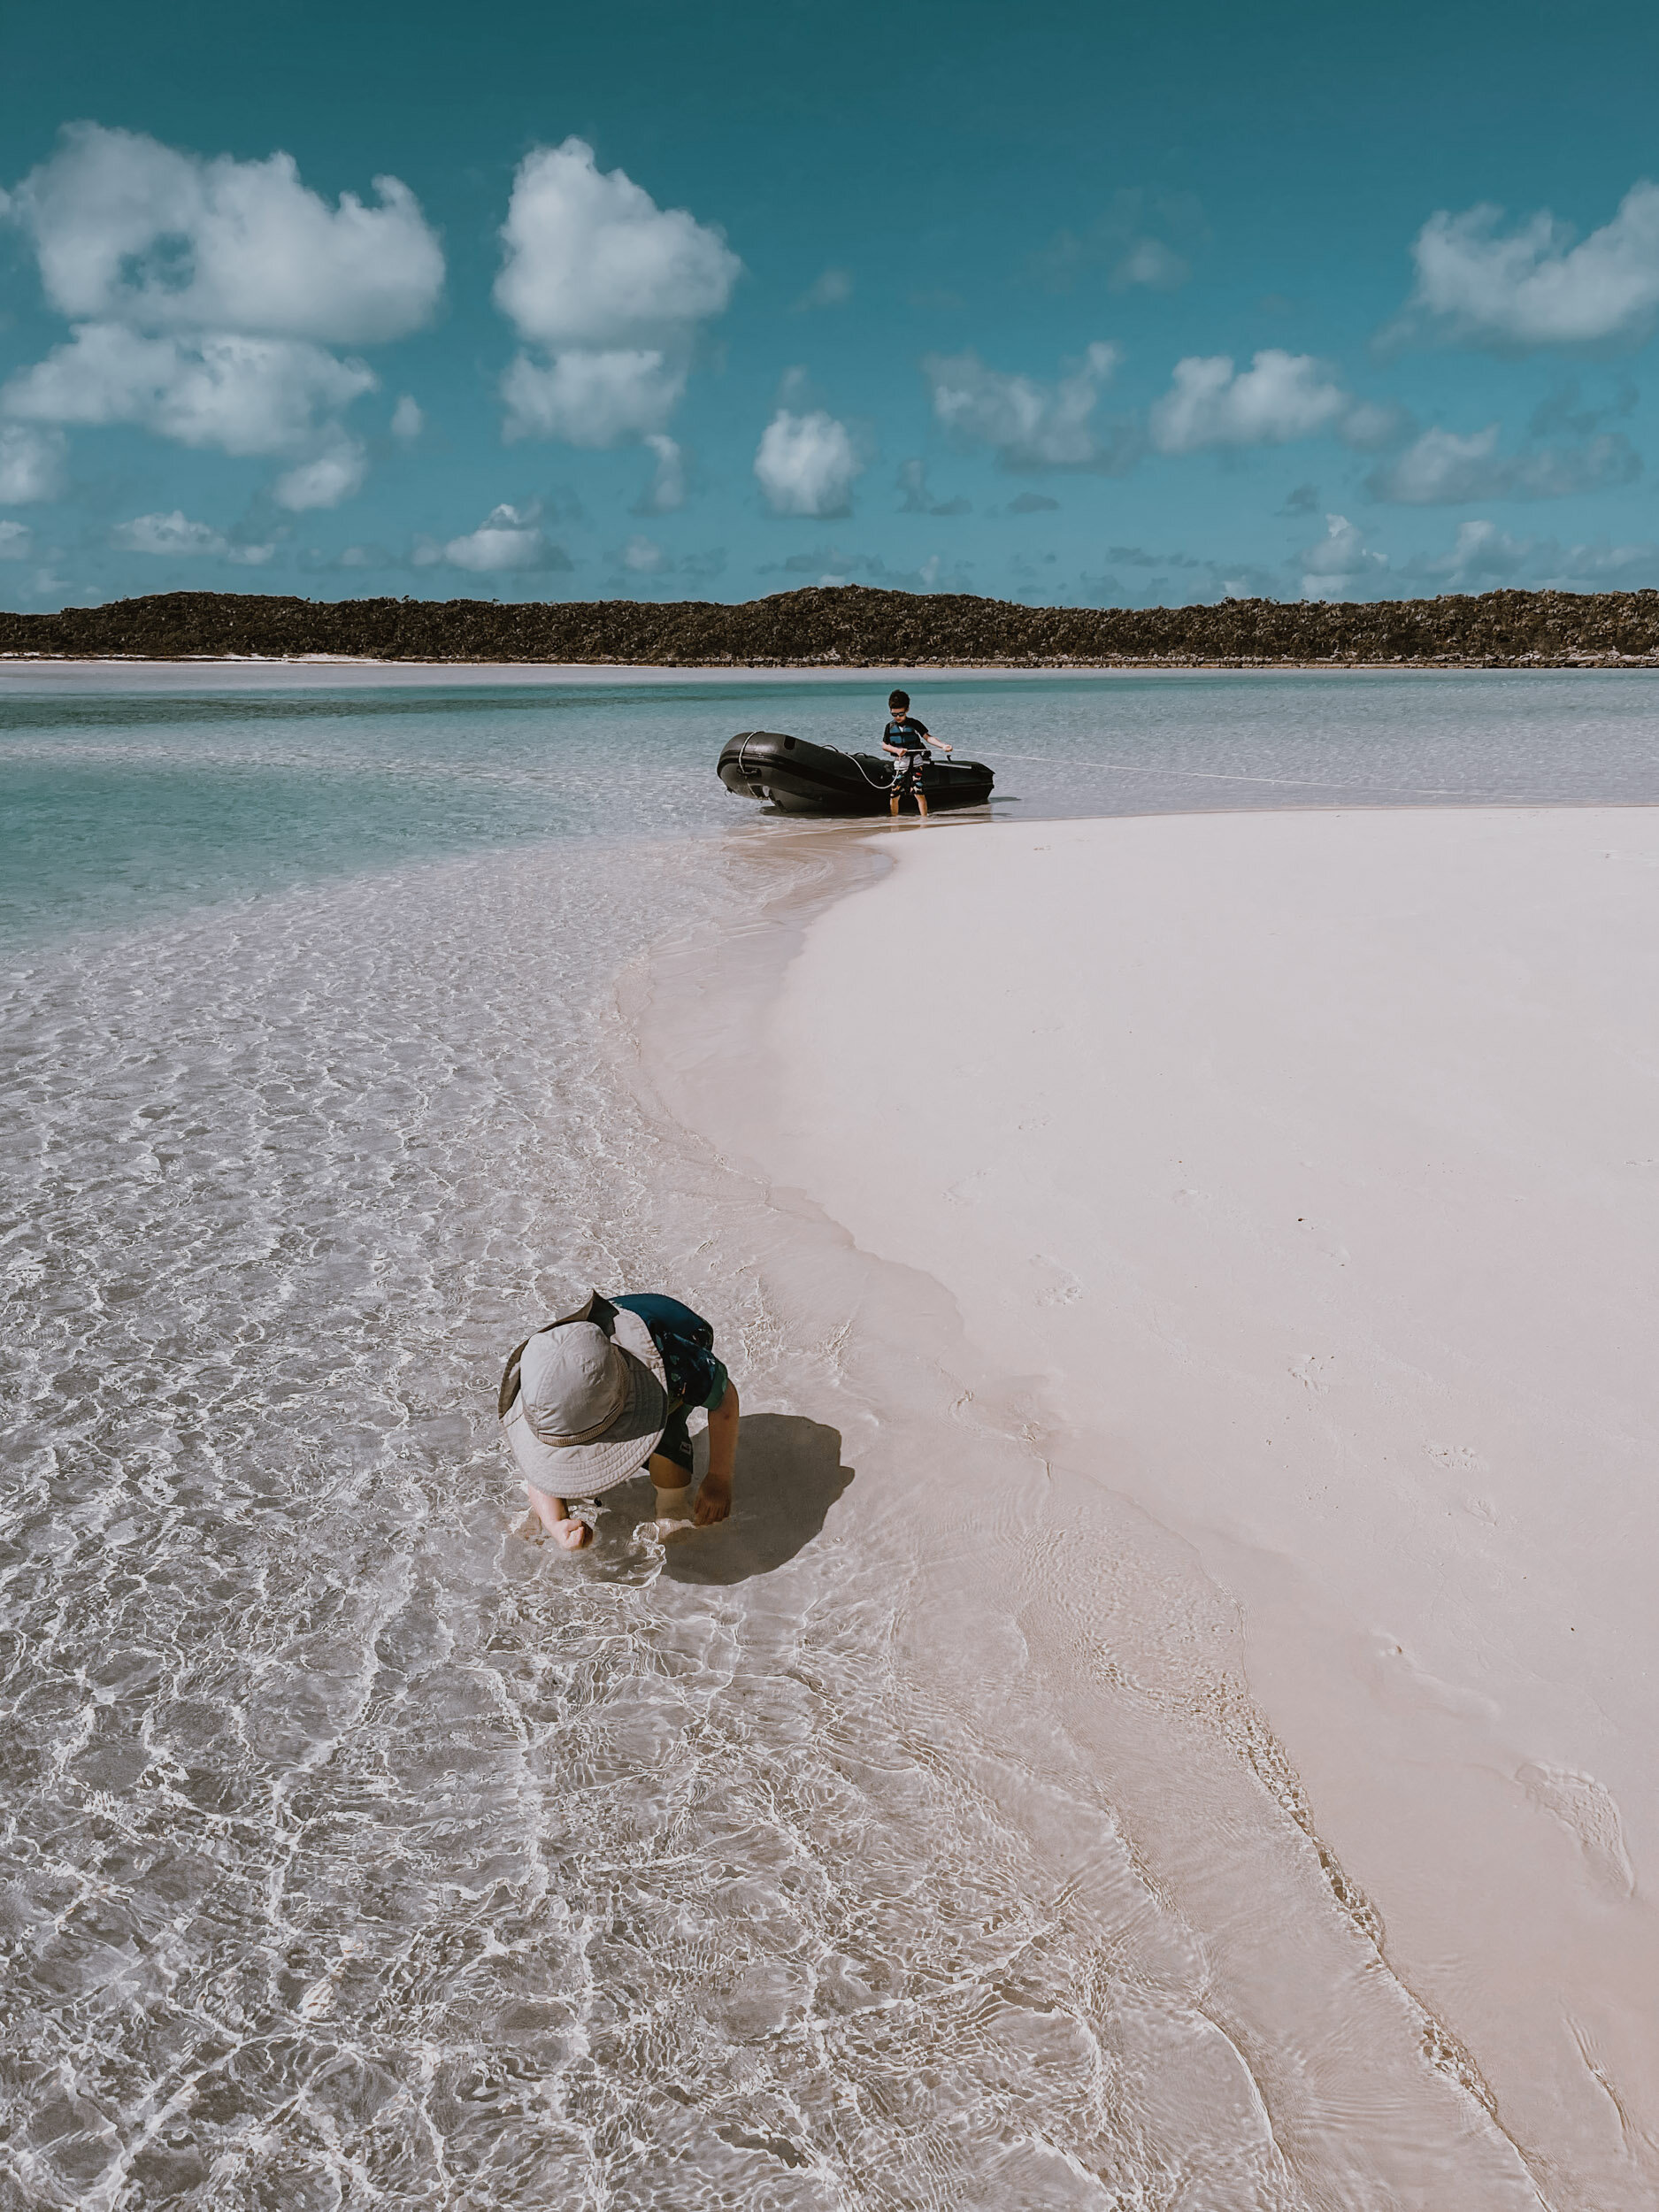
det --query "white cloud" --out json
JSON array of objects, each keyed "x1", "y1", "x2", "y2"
[
  {"x1": 1399, "y1": 182, "x2": 1659, "y2": 349},
  {"x1": 754, "y1": 408, "x2": 864, "y2": 516},
  {"x1": 0, "y1": 424, "x2": 66, "y2": 501},
  {"x1": 1544, "y1": 539, "x2": 1659, "y2": 586},
  {"x1": 1296, "y1": 512, "x2": 1388, "y2": 600},
  {"x1": 1340, "y1": 400, "x2": 1409, "y2": 451},
  {"x1": 438, "y1": 502, "x2": 572, "y2": 573},
  {"x1": 922, "y1": 342, "x2": 1129, "y2": 470},
  {"x1": 108, "y1": 509, "x2": 275, "y2": 561},
  {"x1": 795, "y1": 265, "x2": 853, "y2": 310},
  {"x1": 111, "y1": 510, "x2": 227, "y2": 556},
  {"x1": 494, "y1": 137, "x2": 740, "y2": 449},
  {"x1": 621, "y1": 534, "x2": 665, "y2": 572},
  {"x1": 495, "y1": 137, "x2": 740, "y2": 350},
  {"x1": 1112, "y1": 238, "x2": 1188, "y2": 291},
  {"x1": 1368, "y1": 422, "x2": 1641, "y2": 503},
  {"x1": 7, "y1": 123, "x2": 442, "y2": 342},
  {"x1": 1151, "y1": 350, "x2": 1353, "y2": 452},
  {"x1": 390, "y1": 394, "x2": 423, "y2": 442},
  {"x1": 1422, "y1": 518, "x2": 1536, "y2": 585},
  {"x1": 0, "y1": 127, "x2": 432, "y2": 507},
  {"x1": 1371, "y1": 425, "x2": 1501, "y2": 503},
  {"x1": 636, "y1": 432, "x2": 686, "y2": 513},
  {"x1": 0, "y1": 519, "x2": 32, "y2": 559},
  {"x1": 273, "y1": 439, "x2": 368, "y2": 511},
  {"x1": 3, "y1": 324, "x2": 374, "y2": 457},
  {"x1": 1399, "y1": 522, "x2": 1659, "y2": 592},
  {"x1": 501, "y1": 347, "x2": 685, "y2": 446}
]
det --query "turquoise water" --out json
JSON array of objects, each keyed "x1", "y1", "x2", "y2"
[
  {"x1": 5, "y1": 666, "x2": 1658, "y2": 949},
  {"x1": 3, "y1": 666, "x2": 1657, "y2": 2208},
  {"x1": 0, "y1": 682, "x2": 746, "y2": 945}
]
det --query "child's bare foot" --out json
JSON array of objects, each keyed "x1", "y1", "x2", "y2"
[{"x1": 693, "y1": 1466, "x2": 733, "y2": 1526}]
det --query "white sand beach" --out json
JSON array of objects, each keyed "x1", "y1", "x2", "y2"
[{"x1": 659, "y1": 805, "x2": 1659, "y2": 2202}]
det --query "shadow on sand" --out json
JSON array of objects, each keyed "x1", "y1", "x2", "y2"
[{"x1": 606, "y1": 1413, "x2": 853, "y2": 1586}]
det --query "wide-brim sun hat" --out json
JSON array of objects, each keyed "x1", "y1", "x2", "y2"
[{"x1": 499, "y1": 1292, "x2": 669, "y2": 1496}]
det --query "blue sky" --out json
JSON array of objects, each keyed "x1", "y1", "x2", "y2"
[{"x1": 5, "y1": 0, "x2": 1659, "y2": 611}]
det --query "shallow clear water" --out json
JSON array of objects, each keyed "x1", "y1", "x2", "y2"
[
  {"x1": 5, "y1": 665, "x2": 1657, "y2": 946},
  {"x1": 3, "y1": 667, "x2": 1653, "y2": 2208}
]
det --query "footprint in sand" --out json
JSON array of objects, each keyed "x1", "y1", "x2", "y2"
[
  {"x1": 1517, "y1": 1764, "x2": 1636, "y2": 1897},
  {"x1": 1425, "y1": 1440, "x2": 1488, "y2": 1476},
  {"x1": 1289, "y1": 1354, "x2": 1335, "y2": 1394},
  {"x1": 1029, "y1": 1256, "x2": 1082, "y2": 1306}
]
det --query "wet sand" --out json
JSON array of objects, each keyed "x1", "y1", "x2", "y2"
[{"x1": 642, "y1": 804, "x2": 1659, "y2": 2205}]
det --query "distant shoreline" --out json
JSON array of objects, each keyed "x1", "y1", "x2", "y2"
[
  {"x1": 10, "y1": 657, "x2": 1655, "y2": 680},
  {"x1": 4, "y1": 581, "x2": 1659, "y2": 670}
]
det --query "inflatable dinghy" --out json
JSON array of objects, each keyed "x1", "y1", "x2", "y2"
[{"x1": 718, "y1": 731, "x2": 995, "y2": 815}]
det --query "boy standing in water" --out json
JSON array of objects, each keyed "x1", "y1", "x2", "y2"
[
  {"x1": 500, "y1": 1291, "x2": 738, "y2": 1551},
  {"x1": 882, "y1": 688, "x2": 952, "y2": 817}
]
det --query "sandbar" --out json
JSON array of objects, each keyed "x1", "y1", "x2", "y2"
[{"x1": 728, "y1": 805, "x2": 1659, "y2": 2199}]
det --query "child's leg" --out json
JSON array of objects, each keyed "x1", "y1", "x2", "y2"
[
  {"x1": 648, "y1": 1450, "x2": 693, "y2": 1500},
  {"x1": 649, "y1": 1406, "x2": 698, "y2": 1525}
]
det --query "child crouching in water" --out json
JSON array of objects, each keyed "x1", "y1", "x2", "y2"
[{"x1": 500, "y1": 1291, "x2": 737, "y2": 1549}]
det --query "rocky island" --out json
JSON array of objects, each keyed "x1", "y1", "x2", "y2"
[{"x1": 4, "y1": 582, "x2": 1659, "y2": 666}]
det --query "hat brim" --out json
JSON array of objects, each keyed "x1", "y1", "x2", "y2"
[{"x1": 502, "y1": 1306, "x2": 669, "y2": 1496}]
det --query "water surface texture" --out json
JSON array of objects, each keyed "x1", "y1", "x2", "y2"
[
  {"x1": 6, "y1": 665, "x2": 1659, "y2": 945},
  {"x1": 3, "y1": 669, "x2": 1655, "y2": 2208}
]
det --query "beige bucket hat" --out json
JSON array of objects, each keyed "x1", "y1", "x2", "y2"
[{"x1": 498, "y1": 1292, "x2": 669, "y2": 1496}]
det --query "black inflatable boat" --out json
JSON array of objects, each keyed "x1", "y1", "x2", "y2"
[{"x1": 718, "y1": 730, "x2": 995, "y2": 815}]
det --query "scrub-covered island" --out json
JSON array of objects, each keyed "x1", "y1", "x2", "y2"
[{"x1": 5, "y1": 580, "x2": 1659, "y2": 664}]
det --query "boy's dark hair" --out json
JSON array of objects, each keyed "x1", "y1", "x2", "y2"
[{"x1": 887, "y1": 689, "x2": 910, "y2": 710}]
